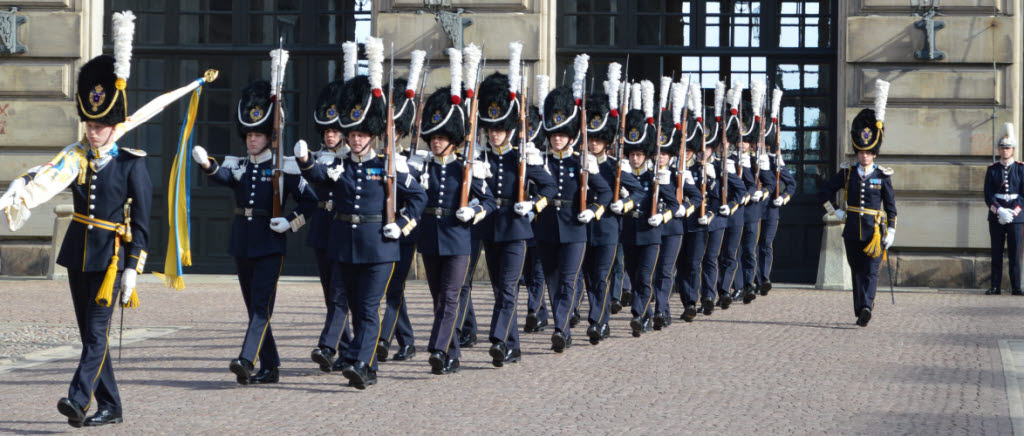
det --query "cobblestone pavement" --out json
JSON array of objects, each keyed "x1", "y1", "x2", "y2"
[{"x1": 0, "y1": 276, "x2": 1020, "y2": 435}]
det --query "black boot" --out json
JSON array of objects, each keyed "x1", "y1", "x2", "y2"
[
  {"x1": 393, "y1": 345, "x2": 416, "y2": 361},
  {"x1": 376, "y1": 340, "x2": 390, "y2": 362},
  {"x1": 681, "y1": 304, "x2": 697, "y2": 322},
  {"x1": 57, "y1": 398, "x2": 85, "y2": 428},
  {"x1": 229, "y1": 358, "x2": 254, "y2": 385},
  {"x1": 250, "y1": 367, "x2": 279, "y2": 384},
  {"x1": 428, "y1": 351, "x2": 448, "y2": 375},
  {"x1": 760, "y1": 281, "x2": 772, "y2": 296},
  {"x1": 84, "y1": 409, "x2": 123, "y2": 427},
  {"x1": 310, "y1": 347, "x2": 335, "y2": 373},
  {"x1": 700, "y1": 298, "x2": 715, "y2": 316},
  {"x1": 342, "y1": 361, "x2": 376, "y2": 389},
  {"x1": 489, "y1": 342, "x2": 508, "y2": 368}
]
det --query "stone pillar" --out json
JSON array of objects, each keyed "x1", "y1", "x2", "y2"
[
  {"x1": 815, "y1": 218, "x2": 851, "y2": 290},
  {"x1": 47, "y1": 204, "x2": 73, "y2": 279}
]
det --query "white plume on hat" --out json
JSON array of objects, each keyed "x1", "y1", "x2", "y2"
[
  {"x1": 342, "y1": 41, "x2": 358, "y2": 81},
  {"x1": 406, "y1": 50, "x2": 426, "y2": 94},
  {"x1": 365, "y1": 37, "x2": 384, "y2": 91},
  {"x1": 688, "y1": 80, "x2": 703, "y2": 121},
  {"x1": 659, "y1": 76, "x2": 672, "y2": 110},
  {"x1": 728, "y1": 79, "x2": 744, "y2": 113},
  {"x1": 270, "y1": 48, "x2": 290, "y2": 96},
  {"x1": 771, "y1": 88, "x2": 784, "y2": 121},
  {"x1": 572, "y1": 54, "x2": 590, "y2": 101},
  {"x1": 874, "y1": 79, "x2": 890, "y2": 122},
  {"x1": 641, "y1": 80, "x2": 654, "y2": 120},
  {"x1": 671, "y1": 82, "x2": 685, "y2": 124},
  {"x1": 630, "y1": 83, "x2": 642, "y2": 111},
  {"x1": 508, "y1": 41, "x2": 523, "y2": 95},
  {"x1": 605, "y1": 62, "x2": 622, "y2": 109},
  {"x1": 462, "y1": 43, "x2": 482, "y2": 95},
  {"x1": 750, "y1": 80, "x2": 766, "y2": 119},
  {"x1": 536, "y1": 74, "x2": 549, "y2": 114},
  {"x1": 714, "y1": 81, "x2": 726, "y2": 119},
  {"x1": 1001, "y1": 122, "x2": 1017, "y2": 147},
  {"x1": 111, "y1": 11, "x2": 136, "y2": 82},
  {"x1": 447, "y1": 47, "x2": 463, "y2": 101}
]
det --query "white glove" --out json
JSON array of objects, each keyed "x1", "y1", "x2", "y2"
[
  {"x1": 753, "y1": 190, "x2": 764, "y2": 202},
  {"x1": 682, "y1": 169, "x2": 695, "y2": 185},
  {"x1": 726, "y1": 159, "x2": 737, "y2": 174},
  {"x1": 883, "y1": 228, "x2": 895, "y2": 249},
  {"x1": 0, "y1": 178, "x2": 27, "y2": 211},
  {"x1": 647, "y1": 214, "x2": 664, "y2": 227},
  {"x1": 192, "y1": 146, "x2": 209, "y2": 168},
  {"x1": 833, "y1": 209, "x2": 846, "y2": 221},
  {"x1": 656, "y1": 168, "x2": 671, "y2": 185},
  {"x1": 620, "y1": 187, "x2": 630, "y2": 198},
  {"x1": 408, "y1": 150, "x2": 429, "y2": 172},
  {"x1": 773, "y1": 196, "x2": 784, "y2": 207},
  {"x1": 527, "y1": 211, "x2": 536, "y2": 221},
  {"x1": 674, "y1": 205, "x2": 687, "y2": 218},
  {"x1": 740, "y1": 154, "x2": 751, "y2": 168},
  {"x1": 514, "y1": 201, "x2": 534, "y2": 216},
  {"x1": 294, "y1": 140, "x2": 308, "y2": 161},
  {"x1": 758, "y1": 154, "x2": 770, "y2": 169},
  {"x1": 383, "y1": 223, "x2": 402, "y2": 239},
  {"x1": 394, "y1": 154, "x2": 410, "y2": 173},
  {"x1": 525, "y1": 142, "x2": 543, "y2": 165},
  {"x1": 269, "y1": 217, "x2": 290, "y2": 233},
  {"x1": 586, "y1": 154, "x2": 600, "y2": 175},
  {"x1": 777, "y1": 155, "x2": 786, "y2": 168},
  {"x1": 471, "y1": 160, "x2": 492, "y2": 179},
  {"x1": 120, "y1": 269, "x2": 137, "y2": 304},
  {"x1": 456, "y1": 206, "x2": 476, "y2": 222},
  {"x1": 704, "y1": 163, "x2": 716, "y2": 179},
  {"x1": 610, "y1": 200, "x2": 625, "y2": 215},
  {"x1": 619, "y1": 160, "x2": 632, "y2": 174},
  {"x1": 698, "y1": 213, "x2": 713, "y2": 225},
  {"x1": 577, "y1": 209, "x2": 596, "y2": 223},
  {"x1": 719, "y1": 204, "x2": 731, "y2": 216},
  {"x1": 998, "y1": 207, "x2": 1015, "y2": 224}
]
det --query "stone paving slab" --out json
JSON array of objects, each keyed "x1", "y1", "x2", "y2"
[{"x1": 0, "y1": 277, "x2": 1020, "y2": 434}]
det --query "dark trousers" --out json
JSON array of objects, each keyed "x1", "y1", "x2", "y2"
[
  {"x1": 679, "y1": 229, "x2": 725, "y2": 305},
  {"x1": 235, "y1": 255, "x2": 283, "y2": 368},
  {"x1": 610, "y1": 243, "x2": 625, "y2": 301},
  {"x1": 335, "y1": 261, "x2": 395, "y2": 371},
  {"x1": 582, "y1": 243, "x2": 617, "y2": 325},
  {"x1": 990, "y1": 221, "x2": 1024, "y2": 291},
  {"x1": 67, "y1": 269, "x2": 121, "y2": 413},
  {"x1": 456, "y1": 239, "x2": 481, "y2": 337},
  {"x1": 718, "y1": 223, "x2": 745, "y2": 295},
  {"x1": 380, "y1": 243, "x2": 416, "y2": 347},
  {"x1": 539, "y1": 241, "x2": 586, "y2": 338},
  {"x1": 758, "y1": 215, "x2": 780, "y2": 285},
  {"x1": 624, "y1": 243, "x2": 661, "y2": 320},
  {"x1": 653, "y1": 234, "x2": 683, "y2": 317},
  {"x1": 523, "y1": 245, "x2": 549, "y2": 321},
  {"x1": 741, "y1": 220, "x2": 762, "y2": 288},
  {"x1": 424, "y1": 254, "x2": 470, "y2": 360},
  {"x1": 844, "y1": 238, "x2": 882, "y2": 317},
  {"x1": 483, "y1": 240, "x2": 527, "y2": 350},
  {"x1": 314, "y1": 249, "x2": 352, "y2": 353}
]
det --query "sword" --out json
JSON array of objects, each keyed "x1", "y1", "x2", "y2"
[
  {"x1": 118, "y1": 303, "x2": 125, "y2": 361},
  {"x1": 886, "y1": 250, "x2": 895, "y2": 304}
]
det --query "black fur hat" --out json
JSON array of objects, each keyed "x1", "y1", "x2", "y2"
[
  {"x1": 725, "y1": 109, "x2": 744, "y2": 145},
  {"x1": 313, "y1": 79, "x2": 345, "y2": 136},
  {"x1": 658, "y1": 115, "x2": 681, "y2": 157},
  {"x1": 764, "y1": 118, "x2": 780, "y2": 153},
  {"x1": 76, "y1": 55, "x2": 126, "y2": 126},
  {"x1": 622, "y1": 109, "x2": 654, "y2": 156},
  {"x1": 337, "y1": 75, "x2": 386, "y2": 137},
  {"x1": 585, "y1": 91, "x2": 617, "y2": 144},
  {"x1": 478, "y1": 73, "x2": 520, "y2": 133},
  {"x1": 420, "y1": 86, "x2": 466, "y2": 145},
  {"x1": 236, "y1": 80, "x2": 274, "y2": 139},
  {"x1": 741, "y1": 104, "x2": 761, "y2": 144},
  {"x1": 387, "y1": 78, "x2": 415, "y2": 137},
  {"x1": 850, "y1": 108, "x2": 883, "y2": 154},
  {"x1": 542, "y1": 85, "x2": 580, "y2": 139},
  {"x1": 527, "y1": 104, "x2": 544, "y2": 144},
  {"x1": 685, "y1": 112, "x2": 703, "y2": 152}
]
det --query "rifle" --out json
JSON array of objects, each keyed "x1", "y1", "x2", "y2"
[
  {"x1": 775, "y1": 115, "x2": 782, "y2": 198},
  {"x1": 460, "y1": 55, "x2": 486, "y2": 207},
  {"x1": 271, "y1": 37, "x2": 286, "y2": 218},
  {"x1": 409, "y1": 49, "x2": 432, "y2": 155},
  {"x1": 517, "y1": 62, "x2": 529, "y2": 203},
  {"x1": 676, "y1": 105, "x2": 689, "y2": 203},
  {"x1": 719, "y1": 106, "x2": 728, "y2": 212},
  {"x1": 651, "y1": 98, "x2": 664, "y2": 217},
  {"x1": 612, "y1": 54, "x2": 629, "y2": 203},
  {"x1": 384, "y1": 43, "x2": 397, "y2": 224},
  {"x1": 755, "y1": 95, "x2": 766, "y2": 192},
  {"x1": 700, "y1": 100, "x2": 708, "y2": 217},
  {"x1": 578, "y1": 92, "x2": 590, "y2": 213}
]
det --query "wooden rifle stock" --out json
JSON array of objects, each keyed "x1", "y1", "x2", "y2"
[
  {"x1": 578, "y1": 94, "x2": 589, "y2": 214},
  {"x1": 517, "y1": 72, "x2": 529, "y2": 203},
  {"x1": 676, "y1": 108, "x2": 689, "y2": 203}
]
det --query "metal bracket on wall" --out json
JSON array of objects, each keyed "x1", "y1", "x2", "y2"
[
  {"x1": 425, "y1": 1, "x2": 473, "y2": 50},
  {"x1": 913, "y1": 9, "x2": 946, "y2": 61},
  {"x1": 0, "y1": 7, "x2": 28, "y2": 55}
]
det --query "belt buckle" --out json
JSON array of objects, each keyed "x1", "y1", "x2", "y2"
[
  {"x1": 244, "y1": 208, "x2": 253, "y2": 217},
  {"x1": 435, "y1": 209, "x2": 443, "y2": 218},
  {"x1": 351, "y1": 214, "x2": 361, "y2": 224},
  {"x1": 325, "y1": 200, "x2": 333, "y2": 212}
]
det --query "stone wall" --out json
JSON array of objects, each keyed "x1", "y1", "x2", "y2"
[{"x1": 830, "y1": 0, "x2": 1023, "y2": 289}]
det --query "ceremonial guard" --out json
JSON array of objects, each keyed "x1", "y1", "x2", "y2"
[
  {"x1": 757, "y1": 90, "x2": 797, "y2": 296},
  {"x1": 377, "y1": 49, "x2": 427, "y2": 363},
  {"x1": 616, "y1": 81, "x2": 677, "y2": 337},
  {"x1": 818, "y1": 79, "x2": 896, "y2": 327},
  {"x1": 738, "y1": 87, "x2": 782, "y2": 304},
  {"x1": 411, "y1": 48, "x2": 496, "y2": 374},
  {"x1": 984, "y1": 122, "x2": 1024, "y2": 295},
  {"x1": 475, "y1": 43, "x2": 557, "y2": 365},
  {"x1": 651, "y1": 79, "x2": 698, "y2": 328},
  {"x1": 454, "y1": 44, "x2": 484, "y2": 350},
  {"x1": 582, "y1": 63, "x2": 642, "y2": 343},
  {"x1": 536, "y1": 56, "x2": 611, "y2": 352},
  {"x1": 297, "y1": 37, "x2": 427, "y2": 387},
  {"x1": 308, "y1": 45, "x2": 352, "y2": 373},
  {"x1": 0, "y1": 12, "x2": 150, "y2": 426},
  {"x1": 524, "y1": 76, "x2": 552, "y2": 333}
]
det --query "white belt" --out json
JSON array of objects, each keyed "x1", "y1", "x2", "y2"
[{"x1": 996, "y1": 194, "x2": 1019, "y2": 201}]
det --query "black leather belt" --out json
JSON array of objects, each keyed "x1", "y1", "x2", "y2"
[
  {"x1": 424, "y1": 207, "x2": 454, "y2": 217},
  {"x1": 317, "y1": 200, "x2": 333, "y2": 211},
  {"x1": 550, "y1": 199, "x2": 569, "y2": 207},
  {"x1": 235, "y1": 208, "x2": 270, "y2": 217},
  {"x1": 334, "y1": 213, "x2": 382, "y2": 223},
  {"x1": 495, "y1": 198, "x2": 515, "y2": 207}
]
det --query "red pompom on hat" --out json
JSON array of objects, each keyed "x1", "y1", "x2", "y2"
[
  {"x1": 450, "y1": 95, "x2": 462, "y2": 105},
  {"x1": 465, "y1": 89, "x2": 474, "y2": 98},
  {"x1": 575, "y1": 98, "x2": 582, "y2": 105},
  {"x1": 508, "y1": 92, "x2": 517, "y2": 101},
  {"x1": 372, "y1": 88, "x2": 383, "y2": 98},
  {"x1": 405, "y1": 89, "x2": 415, "y2": 99},
  {"x1": 675, "y1": 123, "x2": 682, "y2": 129},
  {"x1": 730, "y1": 108, "x2": 738, "y2": 115},
  {"x1": 610, "y1": 109, "x2": 619, "y2": 118},
  {"x1": 646, "y1": 117, "x2": 654, "y2": 125}
]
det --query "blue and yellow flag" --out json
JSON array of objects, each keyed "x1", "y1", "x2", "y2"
[{"x1": 154, "y1": 86, "x2": 202, "y2": 290}]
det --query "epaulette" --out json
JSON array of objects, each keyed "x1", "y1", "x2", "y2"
[
  {"x1": 281, "y1": 156, "x2": 301, "y2": 175},
  {"x1": 839, "y1": 162, "x2": 850, "y2": 169},
  {"x1": 879, "y1": 166, "x2": 894, "y2": 176},
  {"x1": 120, "y1": 147, "x2": 147, "y2": 157},
  {"x1": 222, "y1": 156, "x2": 244, "y2": 170}
]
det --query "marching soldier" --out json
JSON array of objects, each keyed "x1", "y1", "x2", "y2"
[
  {"x1": 296, "y1": 37, "x2": 427, "y2": 387},
  {"x1": 193, "y1": 74, "x2": 318, "y2": 385},
  {"x1": 377, "y1": 50, "x2": 427, "y2": 363},
  {"x1": 758, "y1": 91, "x2": 797, "y2": 296},
  {"x1": 411, "y1": 55, "x2": 496, "y2": 374},
  {"x1": 984, "y1": 122, "x2": 1024, "y2": 295},
  {"x1": 0, "y1": 14, "x2": 151, "y2": 425},
  {"x1": 536, "y1": 58, "x2": 611, "y2": 352},
  {"x1": 739, "y1": 88, "x2": 780, "y2": 304},
  {"x1": 582, "y1": 63, "x2": 643, "y2": 343},
  {"x1": 454, "y1": 45, "x2": 485, "y2": 350},
  {"x1": 475, "y1": 46, "x2": 558, "y2": 366},
  {"x1": 308, "y1": 58, "x2": 352, "y2": 373},
  {"x1": 616, "y1": 81, "x2": 677, "y2": 337},
  {"x1": 524, "y1": 78, "x2": 553, "y2": 334},
  {"x1": 818, "y1": 79, "x2": 896, "y2": 327},
  {"x1": 717, "y1": 84, "x2": 759, "y2": 309}
]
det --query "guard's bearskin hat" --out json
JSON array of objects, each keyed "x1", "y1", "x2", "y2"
[
  {"x1": 622, "y1": 109, "x2": 655, "y2": 156},
  {"x1": 585, "y1": 91, "x2": 617, "y2": 144},
  {"x1": 313, "y1": 79, "x2": 345, "y2": 136},
  {"x1": 337, "y1": 75, "x2": 386, "y2": 137},
  {"x1": 77, "y1": 55, "x2": 126, "y2": 126},
  {"x1": 542, "y1": 86, "x2": 580, "y2": 139},
  {"x1": 387, "y1": 78, "x2": 415, "y2": 138},
  {"x1": 658, "y1": 115, "x2": 681, "y2": 157},
  {"x1": 420, "y1": 86, "x2": 466, "y2": 145},
  {"x1": 236, "y1": 80, "x2": 274, "y2": 139},
  {"x1": 851, "y1": 79, "x2": 889, "y2": 155},
  {"x1": 477, "y1": 73, "x2": 520, "y2": 133}
]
